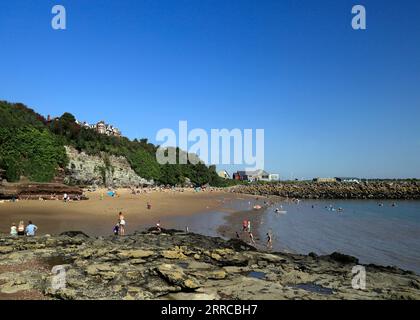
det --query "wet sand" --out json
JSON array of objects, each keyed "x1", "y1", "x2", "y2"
[{"x1": 0, "y1": 189, "x2": 243, "y2": 236}]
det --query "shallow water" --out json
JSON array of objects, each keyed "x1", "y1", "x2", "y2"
[{"x1": 259, "y1": 200, "x2": 420, "y2": 274}]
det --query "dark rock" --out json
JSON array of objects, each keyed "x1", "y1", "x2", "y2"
[
  {"x1": 59, "y1": 231, "x2": 90, "y2": 238},
  {"x1": 327, "y1": 252, "x2": 359, "y2": 264}
]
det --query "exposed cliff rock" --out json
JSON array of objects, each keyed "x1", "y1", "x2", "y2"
[
  {"x1": 230, "y1": 181, "x2": 420, "y2": 200},
  {"x1": 0, "y1": 230, "x2": 419, "y2": 300},
  {"x1": 64, "y1": 146, "x2": 152, "y2": 187}
]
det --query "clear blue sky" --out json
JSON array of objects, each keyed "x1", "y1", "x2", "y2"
[{"x1": 1, "y1": 0, "x2": 419, "y2": 179}]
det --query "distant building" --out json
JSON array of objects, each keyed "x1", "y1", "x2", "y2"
[
  {"x1": 96, "y1": 121, "x2": 106, "y2": 134},
  {"x1": 233, "y1": 170, "x2": 279, "y2": 182},
  {"x1": 218, "y1": 170, "x2": 230, "y2": 179},
  {"x1": 75, "y1": 119, "x2": 121, "y2": 137},
  {"x1": 335, "y1": 177, "x2": 361, "y2": 183}
]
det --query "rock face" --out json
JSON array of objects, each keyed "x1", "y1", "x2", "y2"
[
  {"x1": 231, "y1": 181, "x2": 420, "y2": 200},
  {"x1": 0, "y1": 230, "x2": 419, "y2": 300},
  {"x1": 64, "y1": 146, "x2": 152, "y2": 187}
]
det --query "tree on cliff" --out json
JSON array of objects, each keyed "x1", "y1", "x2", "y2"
[{"x1": 0, "y1": 127, "x2": 67, "y2": 182}]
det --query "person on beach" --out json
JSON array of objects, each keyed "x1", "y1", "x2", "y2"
[
  {"x1": 63, "y1": 193, "x2": 68, "y2": 202},
  {"x1": 236, "y1": 232, "x2": 240, "y2": 239},
  {"x1": 156, "y1": 220, "x2": 162, "y2": 232},
  {"x1": 17, "y1": 221, "x2": 25, "y2": 236},
  {"x1": 10, "y1": 223, "x2": 17, "y2": 236},
  {"x1": 247, "y1": 220, "x2": 251, "y2": 233},
  {"x1": 249, "y1": 232, "x2": 256, "y2": 245},
  {"x1": 25, "y1": 221, "x2": 38, "y2": 236},
  {"x1": 242, "y1": 219, "x2": 248, "y2": 232},
  {"x1": 118, "y1": 212, "x2": 126, "y2": 236},
  {"x1": 266, "y1": 232, "x2": 273, "y2": 249},
  {"x1": 147, "y1": 202, "x2": 152, "y2": 210}
]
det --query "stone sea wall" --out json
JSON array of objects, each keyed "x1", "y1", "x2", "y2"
[
  {"x1": 230, "y1": 181, "x2": 420, "y2": 200},
  {"x1": 0, "y1": 230, "x2": 419, "y2": 300},
  {"x1": 64, "y1": 146, "x2": 152, "y2": 188},
  {"x1": 0, "y1": 182, "x2": 83, "y2": 200}
]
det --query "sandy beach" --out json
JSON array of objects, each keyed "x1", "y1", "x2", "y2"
[{"x1": 0, "y1": 189, "x2": 248, "y2": 236}]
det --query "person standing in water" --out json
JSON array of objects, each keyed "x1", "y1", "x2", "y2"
[
  {"x1": 242, "y1": 219, "x2": 248, "y2": 232},
  {"x1": 266, "y1": 232, "x2": 273, "y2": 249},
  {"x1": 249, "y1": 232, "x2": 256, "y2": 245}
]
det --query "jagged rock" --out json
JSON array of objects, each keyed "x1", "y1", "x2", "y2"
[
  {"x1": 157, "y1": 264, "x2": 200, "y2": 290},
  {"x1": 161, "y1": 250, "x2": 187, "y2": 260},
  {"x1": 207, "y1": 270, "x2": 227, "y2": 280},
  {"x1": 0, "y1": 246, "x2": 13, "y2": 254},
  {"x1": 59, "y1": 231, "x2": 90, "y2": 238},
  {"x1": 0, "y1": 230, "x2": 418, "y2": 300},
  {"x1": 118, "y1": 249, "x2": 154, "y2": 259},
  {"x1": 327, "y1": 252, "x2": 359, "y2": 264},
  {"x1": 64, "y1": 146, "x2": 152, "y2": 187},
  {"x1": 231, "y1": 181, "x2": 420, "y2": 200}
]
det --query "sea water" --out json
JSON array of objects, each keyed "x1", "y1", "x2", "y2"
[{"x1": 259, "y1": 200, "x2": 420, "y2": 274}]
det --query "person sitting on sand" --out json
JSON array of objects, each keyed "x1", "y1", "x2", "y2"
[
  {"x1": 113, "y1": 222, "x2": 119, "y2": 236},
  {"x1": 25, "y1": 221, "x2": 38, "y2": 236},
  {"x1": 17, "y1": 221, "x2": 25, "y2": 236},
  {"x1": 10, "y1": 223, "x2": 18, "y2": 237}
]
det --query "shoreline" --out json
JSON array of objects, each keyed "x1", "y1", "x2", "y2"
[
  {"x1": 0, "y1": 189, "x2": 263, "y2": 237},
  {"x1": 0, "y1": 189, "x2": 241, "y2": 236},
  {"x1": 0, "y1": 229, "x2": 419, "y2": 300}
]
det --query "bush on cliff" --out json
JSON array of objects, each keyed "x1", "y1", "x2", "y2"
[{"x1": 0, "y1": 127, "x2": 67, "y2": 182}]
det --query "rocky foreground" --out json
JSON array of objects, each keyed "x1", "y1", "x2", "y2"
[
  {"x1": 231, "y1": 181, "x2": 420, "y2": 200},
  {"x1": 0, "y1": 230, "x2": 419, "y2": 300}
]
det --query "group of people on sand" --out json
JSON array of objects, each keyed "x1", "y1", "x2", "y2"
[
  {"x1": 238, "y1": 219, "x2": 273, "y2": 249},
  {"x1": 10, "y1": 220, "x2": 38, "y2": 237}
]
